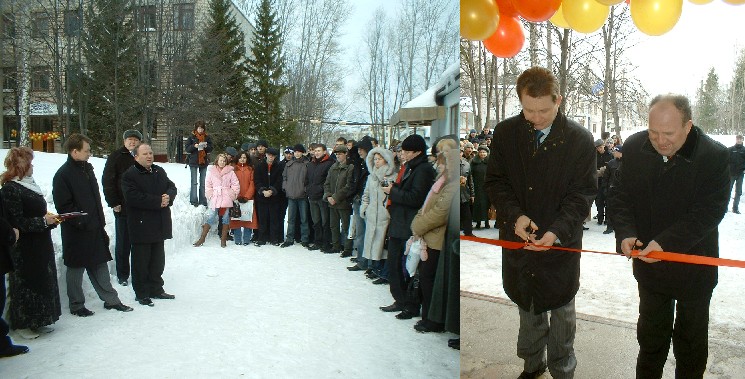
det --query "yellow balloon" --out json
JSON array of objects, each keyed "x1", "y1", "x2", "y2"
[
  {"x1": 631, "y1": 0, "x2": 683, "y2": 36},
  {"x1": 461, "y1": 0, "x2": 500, "y2": 41},
  {"x1": 550, "y1": 3, "x2": 570, "y2": 28},
  {"x1": 595, "y1": 0, "x2": 624, "y2": 5},
  {"x1": 722, "y1": 0, "x2": 745, "y2": 5},
  {"x1": 688, "y1": 0, "x2": 714, "y2": 4},
  {"x1": 563, "y1": 0, "x2": 610, "y2": 34}
]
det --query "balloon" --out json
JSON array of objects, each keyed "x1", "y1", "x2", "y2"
[
  {"x1": 562, "y1": 0, "x2": 610, "y2": 34},
  {"x1": 549, "y1": 3, "x2": 570, "y2": 28},
  {"x1": 630, "y1": 0, "x2": 683, "y2": 36},
  {"x1": 514, "y1": 0, "x2": 561, "y2": 22},
  {"x1": 722, "y1": 0, "x2": 745, "y2": 4},
  {"x1": 495, "y1": 0, "x2": 518, "y2": 17},
  {"x1": 483, "y1": 16, "x2": 525, "y2": 58},
  {"x1": 688, "y1": 0, "x2": 713, "y2": 4},
  {"x1": 460, "y1": 0, "x2": 500, "y2": 41},
  {"x1": 595, "y1": 0, "x2": 624, "y2": 4}
]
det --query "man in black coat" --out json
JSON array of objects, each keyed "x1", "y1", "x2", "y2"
[
  {"x1": 609, "y1": 94, "x2": 730, "y2": 378},
  {"x1": 102, "y1": 129, "x2": 141, "y2": 286},
  {"x1": 594, "y1": 138, "x2": 613, "y2": 225},
  {"x1": 728, "y1": 134, "x2": 745, "y2": 213},
  {"x1": 380, "y1": 134, "x2": 436, "y2": 320},
  {"x1": 306, "y1": 144, "x2": 334, "y2": 251},
  {"x1": 484, "y1": 67, "x2": 597, "y2": 379},
  {"x1": 254, "y1": 147, "x2": 285, "y2": 246},
  {"x1": 0, "y1": 213, "x2": 28, "y2": 357},
  {"x1": 347, "y1": 136, "x2": 372, "y2": 268},
  {"x1": 121, "y1": 143, "x2": 177, "y2": 307},
  {"x1": 53, "y1": 134, "x2": 133, "y2": 316}
]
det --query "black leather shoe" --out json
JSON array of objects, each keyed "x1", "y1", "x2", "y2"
[
  {"x1": 280, "y1": 241, "x2": 293, "y2": 248},
  {"x1": 137, "y1": 298, "x2": 154, "y2": 306},
  {"x1": 118, "y1": 279, "x2": 128, "y2": 286},
  {"x1": 323, "y1": 249, "x2": 338, "y2": 254},
  {"x1": 414, "y1": 319, "x2": 444, "y2": 333},
  {"x1": 380, "y1": 303, "x2": 402, "y2": 312},
  {"x1": 602, "y1": 228, "x2": 614, "y2": 234},
  {"x1": 254, "y1": 241, "x2": 266, "y2": 246},
  {"x1": 395, "y1": 309, "x2": 419, "y2": 320},
  {"x1": 340, "y1": 251, "x2": 352, "y2": 258},
  {"x1": 71, "y1": 307, "x2": 94, "y2": 317},
  {"x1": 104, "y1": 303, "x2": 134, "y2": 312},
  {"x1": 350, "y1": 257, "x2": 359, "y2": 262},
  {"x1": 734, "y1": 209, "x2": 741, "y2": 214},
  {"x1": 152, "y1": 292, "x2": 175, "y2": 300},
  {"x1": 270, "y1": 241, "x2": 281, "y2": 246},
  {"x1": 448, "y1": 338, "x2": 460, "y2": 350},
  {"x1": 307, "y1": 244, "x2": 320, "y2": 251},
  {"x1": 301, "y1": 242, "x2": 310, "y2": 248},
  {"x1": 0, "y1": 344, "x2": 29, "y2": 358},
  {"x1": 347, "y1": 265, "x2": 363, "y2": 271},
  {"x1": 372, "y1": 278, "x2": 388, "y2": 285},
  {"x1": 517, "y1": 364, "x2": 547, "y2": 379},
  {"x1": 365, "y1": 270, "x2": 378, "y2": 279}
]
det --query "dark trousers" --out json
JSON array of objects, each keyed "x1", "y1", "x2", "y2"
[
  {"x1": 0, "y1": 274, "x2": 12, "y2": 350},
  {"x1": 595, "y1": 180, "x2": 607, "y2": 223},
  {"x1": 420, "y1": 247, "x2": 441, "y2": 322},
  {"x1": 256, "y1": 201, "x2": 283, "y2": 243},
  {"x1": 386, "y1": 236, "x2": 417, "y2": 312},
  {"x1": 131, "y1": 242, "x2": 166, "y2": 300},
  {"x1": 460, "y1": 201, "x2": 473, "y2": 235},
  {"x1": 636, "y1": 284, "x2": 711, "y2": 379},
  {"x1": 730, "y1": 172, "x2": 743, "y2": 211},
  {"x1": 114, "y1": 212, "x2": 132, "y2": 281},
  {"x1": 329, "y1": 207, "x2": 351, "y2": 251},
  {"x1": 309, "y1": 199, "x2": 330, "y2": 248}
]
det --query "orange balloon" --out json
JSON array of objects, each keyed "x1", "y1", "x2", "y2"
[
  {"x1": 496, "y1": 0, "x2": 518, "y2": 17},
  {"x1": 461, "y1": 0, "x2": 500, "y2": 41},
  {"x1": 514, "y1": 0, "x2": 561, "y2": 22},
  {"x1": 483, "y1": 16, "x2": 525, "y2": 58},
  {"x1": 563, "y1": 0, "x2": 610, "y2": 33},
  {"x1": 722, "y1": 0, "x2": 745, "y2": 4},
  {"x1": 630, "y1": 0, "x2": 683, "y2": 36}
]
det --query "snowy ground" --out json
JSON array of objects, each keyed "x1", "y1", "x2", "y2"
[{"x1": 0, "y1": 149, "x2": 459, "y2": 378}]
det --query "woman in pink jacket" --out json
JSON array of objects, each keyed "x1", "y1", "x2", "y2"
[{"x1": 193, "y1": 153, "x2": 239, "y2": 247}]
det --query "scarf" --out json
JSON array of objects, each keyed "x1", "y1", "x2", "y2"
[
  {"x1": 387, "y1": 163, "x2": 407, "y2": 208},
  {"x1": 12, "y1": 176, "x2": 44, "y2": 196},
  {"x1": 195, "y1": 131, "x2": 207, "y2": 165}
]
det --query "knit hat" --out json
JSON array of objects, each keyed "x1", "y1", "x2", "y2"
[
  {"x1": 293, "y1": 144, "x2": 306, "y2": 153},
  {"x1": 333, "y1": 145, "x2": 348, "y2": 153},
  {"x1": 123, "y1": 129, "x2": 143, "y2": 141},
  {"x1": 470, "y1": 129, "x2": 477, "y2": 134},
  {"x1": 401, "y1": 134, "x2": 427, "y2": 153},
  {"x1": 357, "y1": 136, "x2": 373, "y2": 153},
  {"x1": 478, "y1": 146, "x2": 490, "y2": 153},
  {"x1": 266, "y1": 147, "x2": 279, "y2": 156},
  {"x1": 594, "y1": 139, "x2": 604, "y2": 147},
  {"x1": 225, "y1": 147, "x2": 238, "y2": 157},
  {"x1": 256, "y1": 139, "x2": 269, "y2": 148}
]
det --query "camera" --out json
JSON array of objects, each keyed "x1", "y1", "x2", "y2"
[{"x1": 381, "y1": 179, "x2": 390, "y2": 187}]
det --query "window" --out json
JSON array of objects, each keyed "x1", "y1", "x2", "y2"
[
  {"x1": 174, "y1": 3, "x2": 194, "y2": 31},
  {"x1": 138, "y1": 5, "x2": 157, "y2": 30},
  {"x1": 2, "y1": 67, "x2": 16, "y2": 90},
  {"x1": 31, "y1": 67, "x2": 50, "y2": 91},
  {"x1": 31, "y1": 117, "x2": 53, "y2": 133},
  {"x1": 2, "y1": 14, "x2": 14, "y2": 39},
  {"x1": 64, "y1": 9, "x2": 82, "y2": 36},
  {"x1": 32, "y1": 12, "x2": 49, "y2": 38}
]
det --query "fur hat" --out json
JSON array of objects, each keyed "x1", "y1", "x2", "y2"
[
  {"x1": 357, "y1": 136, "x2": 373, "y2": 153},
  {"x1": 401, "y1": 134, "x2": 427, "y2": 153},
  {"x1": 293, "y1": 144, "x2": 306, "y2": 153},
  {"x1": 477, "y1": 145, "x2": 490, "y2": 153},
  {"x1": 123, "y1": 129, "x2": 143, "y2": 141},
  {"x1": 256, "y1": 139, "x2": 269, "y2": 148},
  {"x1": 333, "y1": 145, "x2": 348, "y2": 153},
  {"x1": 266, "y1": 147, "x2": 279, "y2": 156}
]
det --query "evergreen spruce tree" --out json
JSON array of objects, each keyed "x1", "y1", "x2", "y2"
[
  {"x1": 75, "y1": 0, "x2": 139, "y2": 154},
  {"x1": 245, "y1": 0, "x2": 290, "y2": 147},
  {"x1": 192, "y1": 0, "x2": 250, "y2": 150},
  {"x1": 694, "y1": 68, "x2": 721, "y2": 134}
]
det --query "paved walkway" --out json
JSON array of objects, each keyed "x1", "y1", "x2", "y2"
[{"x1": 460, "y1": 292, "x2": 745, "y2": 379}]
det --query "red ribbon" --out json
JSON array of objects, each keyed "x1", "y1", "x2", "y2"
[{"x1": 460, "y1": 235, "x2": 745, "y2": 269}]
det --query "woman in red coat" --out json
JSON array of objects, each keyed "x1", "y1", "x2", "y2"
[{"x1": 230, "y1": 151, "x2": 258, "y2": 245}]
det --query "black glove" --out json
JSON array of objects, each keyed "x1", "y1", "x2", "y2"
[{"x1": 238, "y1": 197, "x2": 249, "y2": 203}]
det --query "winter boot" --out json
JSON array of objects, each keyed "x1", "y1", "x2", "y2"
[
  {"x1": 193, "y1": 224, "x2": 211, "y2": 247},
  {"x1": 220, "y1": 225, "x2": 230, "y2": 248}
]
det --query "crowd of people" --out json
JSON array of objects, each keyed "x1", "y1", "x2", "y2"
[{"x1": 0, "y1": 121, "x2": 461, "y2": 358}]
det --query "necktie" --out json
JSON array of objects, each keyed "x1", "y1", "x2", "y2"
[{"x1": 535, "y1": 130, "x2": 544, "y2": 148}]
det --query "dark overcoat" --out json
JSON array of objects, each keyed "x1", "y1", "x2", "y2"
[
  {"x1": 471, "y1": 154, "x2": 489, "y2": 222},
  {"x1": 484, "y1": 111, "x2": 597, "y2": 314},
  {"x1": 101, "y1": 146, "x2": 136, "y2": 214},
  {"x1": 609, "y1": 127, "x2": 729, "y2": 300},
  {"x1": 388, "y1": 153, "x2": 436, "y2": 240},
  {"x1": 184, "y1": 133, "x2": 214, "y2": 167},
  {"x1": 121, "y1": 162, "x2": 177, "y2": 244},
  {"x1": 306, "y1": 154, "x2": 333, "y2": 201},
  {"x1": 52, "y1": 157, "x2": 112, "y2": 268},
  {"x1": 254, "y1": 160, "x2": 284, "y2": 204}
]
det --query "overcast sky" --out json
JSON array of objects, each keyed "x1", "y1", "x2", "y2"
[{"x1": 625, "y1": 1, "x2": 745, "y2": 99}]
